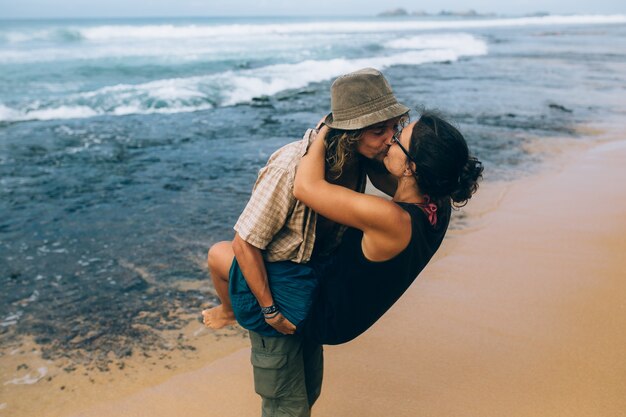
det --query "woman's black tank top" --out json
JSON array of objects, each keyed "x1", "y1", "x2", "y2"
[{"x1": 305, "y1": 201, "x2": 451, "y2": 345}]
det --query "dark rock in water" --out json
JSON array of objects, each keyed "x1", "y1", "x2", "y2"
[
  {"x1": 0, "y1": 259, "x2": 214, "y2": 370},
  {"x1": 251, "y1": 96, "x2": 274, "y2": 108},
  {"x1": 276, "y1": 89, "x2": 316, "y2": 101},
  {"x1": 179, "y1": 344, "x2": 196, "y2": 351},
  {"x1": 114, "y1": 346, "x2": 132, "y2": 358},
  {"x1": 473, "y1": 112, "x2": 575, "y2": 134},
  {"x1": 163, "y1": 183, "x2": 183, "y2": 191},
  {"x1": 262, "y1": 116, "x2": 280, "y2": 125},
  {"x1": 118, "y1": 276, "x2": 148, "y2": 292},
  {"x1": 549, "y1": 103, "x2": 573, "y2": 113}
]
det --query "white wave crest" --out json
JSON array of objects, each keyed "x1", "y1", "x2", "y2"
[
  {"x1": 0, "y1": 41, "x2": 252, "y2": 64},
  {"x1": 222, "y1": 45, "x2": 486, "y2": 105},
  {"x1": 0, "y1": 32, "x2": 318, "y2": 64},
  {"x1": 3, "y1": 15, "x2": 625, "y2": 44},
  {"x1": 0, "y1": 104, "x2": 22, "y2": 122},
  {"x1": 0, "y1": 102, "x2": 215, "y2": 122},
  {"x1": 385, "y1": 33, "x2": 488, "y2": 56},
  {"x1": 4, "y1": 28, "x2": 83, "y2": 43},
  {"x1": 0, "y1": 34, "x2": 488, "y2": 123},
  {"x1": 0, "y1": 104, "x2": 100, "y2": 122},
  {"x1": 8, "y1": 106, "x2": 99, "y2": 122},
  {"x1": 54, "y1": 15, "x2": 626, "y2": 41}
]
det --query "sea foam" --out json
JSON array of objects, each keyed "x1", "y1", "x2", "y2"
[
  {"x1": 221, "y1": 46, "x2": 486, "y2": 106},
  {"x1": 2, "y1": 15, "x2": 624, "y2": 45},
  {"x1": 385, "y1": 33, "x2": 488, "y2": 56},
  {"x1": 1, "y1": 14, "x2": 624, "y2": 48},
  {"x1": 3, "y1": 367, "x2": 48, "y2": 385},
  {"x1": 0, "y1": 33, "x2": 488, "y2": 122},
  {"x1": 1, "y1": 106, "x2": 99, "y2": 122}
]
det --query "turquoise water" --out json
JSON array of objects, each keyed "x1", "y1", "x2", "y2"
[{"x1": 1, "y1": 15, "x2": 626, "y2": 367}]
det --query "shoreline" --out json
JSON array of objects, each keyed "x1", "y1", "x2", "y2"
[
  {"x1": 2, "y1": 130, "x2": 625, "y2": 416},
  {"x1": 0, "y1": 318, "x2": 249, "y2": 417}
]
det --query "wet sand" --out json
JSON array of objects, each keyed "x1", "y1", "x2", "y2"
[
  {"x1": 0, "y1": 317, "x2": 248, "y2": 417},
  {"x1": 4, "y1": 135, "x2": 626, "y2": 417}
]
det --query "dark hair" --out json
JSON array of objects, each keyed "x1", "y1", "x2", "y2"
[{"x1": 408, "y1": 111, "x2": 483, "y2": 208}]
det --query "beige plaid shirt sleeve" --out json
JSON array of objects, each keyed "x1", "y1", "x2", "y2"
[
  {"x1": 234, "y1": 164, "x2": 295, "y2": 250},
  {"x1": 233, "y1": 130, "x2": 324, "y2": 263}
]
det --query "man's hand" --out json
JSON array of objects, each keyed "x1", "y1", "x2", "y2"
[{"x1": 265, "y1": 312, "x2": 296, "y2": 335}]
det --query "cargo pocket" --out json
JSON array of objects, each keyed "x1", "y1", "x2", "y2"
[{"x1": 250, "y1": 351, "x2": 288, "y2": 399}]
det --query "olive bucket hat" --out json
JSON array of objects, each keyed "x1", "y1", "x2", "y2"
[{"x1": 324, "y1": 67, "x2": 410, "y2": 130}]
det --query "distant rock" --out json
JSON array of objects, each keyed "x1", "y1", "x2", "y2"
[
  {"x1": 549, "y1": 103, "x2": 573, "y2": 113},
  {"x1": 435, "y1": 9, "x2": 497, "y2": 17},
  {"x1": 377, "y1": 8, "x2": 496, "y2": 18},
  {"x1": 378, "y1": 8, "x2": 409, "y2": 17},
  {"x1": 439, "y1": 9, "x2": 479, "y2": 17}
]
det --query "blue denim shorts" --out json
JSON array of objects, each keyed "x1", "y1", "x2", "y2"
[{"x1": 229, "y1": 258, "x2": 320, "y2": 337}]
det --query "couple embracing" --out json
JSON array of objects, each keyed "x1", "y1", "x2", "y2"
[{"x1": 202, "y1": 68, "x2": 483, "y2": 416}]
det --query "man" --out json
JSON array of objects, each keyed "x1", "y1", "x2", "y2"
[{"x1": 203, "y1": 68, "x2": 409, "y2": 416}]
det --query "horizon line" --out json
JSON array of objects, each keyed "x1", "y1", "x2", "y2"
[{"x1": 2, "y1": 12, "x2": 622, "y2": 21}]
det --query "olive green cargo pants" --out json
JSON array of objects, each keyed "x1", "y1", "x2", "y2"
[{"x1": 249, "y1": 331, "x2": 324, "y2": 417}]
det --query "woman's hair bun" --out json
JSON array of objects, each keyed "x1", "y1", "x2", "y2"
[{"x1": 450, "y1": 156, "x2": 483, "y2": 207}]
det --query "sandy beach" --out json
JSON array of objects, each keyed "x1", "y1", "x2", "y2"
[
  {"x1": 2, "y1": 13, "x2": 626, "y2": 417},
  {"x1": 18, "y1": 132, "x2": 618, "y2": 417}
]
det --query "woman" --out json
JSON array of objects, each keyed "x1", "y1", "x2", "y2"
[
  {"x1": 205, "y1": 111, "x2": 483, "y2": 342},
  {"x1": 203, "y1": 111, "x2": 482, "y2": 415},
  {"x1": 293, "y1": 112, "x2": 483, "y2": 344}
]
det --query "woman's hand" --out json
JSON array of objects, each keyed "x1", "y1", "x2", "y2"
[
  {"x1": 315, "y1": 113, "x2": 330, "y2": 130},
  {"x1": 316, "y1": 124, "x2": 329, "y2": 140},
  {"x1": 308, "y1": 123, "x2": 328, "y2": 148},
  {"x1": 265, "y1": 312, "x2": 296, "y2": 335},
  {"x1": 306, "y1": 124, "x2": 328, "y2": 153}
]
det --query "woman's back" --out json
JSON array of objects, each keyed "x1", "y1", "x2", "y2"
[{"x1": 305, "y1": 201, "x2": 451, "y2": 345}]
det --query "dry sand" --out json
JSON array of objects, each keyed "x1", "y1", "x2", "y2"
[{"x1": 3, "y1": 135, "x2": 626, "y2": 417}]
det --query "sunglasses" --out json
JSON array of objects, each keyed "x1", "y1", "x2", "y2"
[{"x1": 391, "y1": 127, "x2": 416, "y2": 165}]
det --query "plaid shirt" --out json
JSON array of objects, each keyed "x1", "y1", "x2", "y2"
[{"x1": 234, "y1": 129, "x2": 362, "y2": 263}]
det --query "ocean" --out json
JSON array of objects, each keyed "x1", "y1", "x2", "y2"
[{"x1": 1, "y1": 15, "x2": 625, "y2": 366}]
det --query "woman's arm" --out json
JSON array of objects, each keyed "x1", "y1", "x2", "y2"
[{"x1": 294, "y1": 127, "x2": 408, "y2": 240}]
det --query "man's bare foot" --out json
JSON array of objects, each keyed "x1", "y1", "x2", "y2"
[{"x1": 202, "y1": 305, "x2": 236, "y2": 329}]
